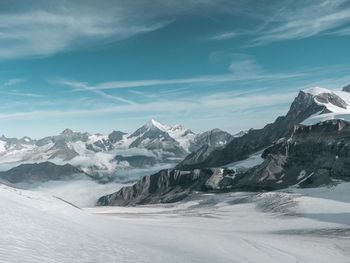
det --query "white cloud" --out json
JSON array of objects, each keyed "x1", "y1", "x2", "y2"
[
  {"x1": 0, "y1": 4, "x2": 169, "y2": 59},
  {"x1": 0, "y1": 90, "x2": 297, "y2": 121},
  {"x1": 250, "y1": 0, "x2": 350, "y2": 45},
  {"x1": 0, "y1": 0, "x2": 244, "y2": 59},
  {"x1": 57, "y1": 70, "x2": 304, "y2": 92},
  {"x1": 209, "y1": 31, "x2": 238, "y2": 41},
  {"x1": 2, "y1": 78, "x2": 25, "y2": 87},
  {"x1": 0, "y1": 91, "x2": 44, "y2": 98},
  {"x1": 58, "y1": 79, "x2": 135, "y2": 105}
]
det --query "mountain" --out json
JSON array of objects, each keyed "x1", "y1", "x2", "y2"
[
  {"x1": 176, "y1": 86, "x2": 350, "y2": 170},
  {"x1": 0, "y1": 161, "x2": 88, "y2": 184},
  {"x1": 0, "y1": 120, "x2": 233, "y2": 175},
  {"x1": 96, "y1": 168, "x2": 228, "y2": 206},
  {"x1": 126, "y1": 119, "x2": 189, "y2": 158},
  {"x1": 98, "y1": 119, "x2": 350, "y2": 206},
  {"x1": 237, "y1": 119, "x2": 350, "y2": 190},
  {"x1": 189, "y1": 128, "x2": 233, "y2": 152}
]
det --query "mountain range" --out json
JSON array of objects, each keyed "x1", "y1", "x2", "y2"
[
  {"x1": 0, "y1": 119, "x2": 233, "y2": 178},
  {"x1": 98, "y1": 84, "x2": 350, "y2": 206}
]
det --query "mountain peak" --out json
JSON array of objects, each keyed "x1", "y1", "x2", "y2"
[
  {"x1": 302, "y1": 86, "x2": 332, "y2": 96},
  {"x1": 146, "y1": 119, "x2": 166, "y2": 131},
  {"x1": 61, "y1": 128, "x2": 75, "y2": 135}
]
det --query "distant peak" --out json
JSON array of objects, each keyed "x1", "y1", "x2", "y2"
[
  {"x1": 61, "y1": 128, "x2": 74, "y2": 135},
  {"x1": 342, "y1": 84, "x2": 350, "y2": 93},
  {"x1": 147, "y1": 119, "x2": 166, "y2": 130}
]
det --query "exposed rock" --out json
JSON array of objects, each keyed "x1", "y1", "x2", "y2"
[
  {"x1": 114, "y1": 155, "x2": 157, "y2": 168},
  {"x1": 96, "y1": 168, "x2": 234, "y2": 206},
  {"x1": 0, "y1": 161, "x2": 88, "y2": 184},
  {"x1": 342, "y1": 84, "x2": 350, "y2": 92},
  {"x1": 108, "y1": 131, "x2": 126, "y2": 144},
  {"x1": 236, "y1": 119, "x2": 350, "y2": 190},
  {"x1": 98, "y1": 119, "x2": 350, "y2": 206},
  {"x1": 189, "y1": 128, "x2": 233, "y2": 152},
  {"x1": 128, "y1": 120, "x2": 187, "y2": 158},
  {"x1": 176, "y1": 90, "x2": 325, "y2": 170},
  {"x1": 314, "y1": 92, "x2": 347, "y2": 110}
]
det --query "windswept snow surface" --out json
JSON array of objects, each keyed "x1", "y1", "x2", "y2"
[{"x1": 1, "y1": 182, "x2": 350, "y2": 262}]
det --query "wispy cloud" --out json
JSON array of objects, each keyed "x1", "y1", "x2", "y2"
[
  {"x1": 0, "y1": 3, "x2": 170, "y2": 59},
  {"x1": 57, "y1": 71, "x2": 304, "y2": 92},
  {"x1": 0, "y1": 0, "x2": 245, "y2": 59},
  {"x1": 0, "y1": 91, "x2": 44, "y2": 98},
  {"x1": 0, "y1": 90, "x2": 296, "y2": 121},
  {"x1": 250, "y1": 0, "x2": 350, "y2": 46},
  {"x1": 209, "y1": 31, "x2": 238, "y2": 41},
  {"x1": 2, "y1": 78, "x2": 26, "y2": 87},
  {"x1": 57, "y1": 79, "x2": 135, "y2": 105}
]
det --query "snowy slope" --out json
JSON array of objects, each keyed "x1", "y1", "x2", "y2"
[
  {"x1": 2, "y1": 181, "x2": 349, "y2": 262},
  {"x1": 303, "y1": 86, "x2": 350, "y2": 125}
]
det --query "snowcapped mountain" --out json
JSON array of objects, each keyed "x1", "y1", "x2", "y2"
[
  {"x1": 177, "y1": 84, "x2": 350, "y2": 170},
  {"x1": 301, "y1": 86, "x2": 350, "y2": 124},
  {"x1": 0, "y1": 119, "x2": 233, "y2": 176}
]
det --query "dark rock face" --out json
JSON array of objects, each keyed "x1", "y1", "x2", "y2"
[
  {"x1": 177, "y1": 91, "x2": 325, "y2": 170},
  {"x1": 98, "y1": 120, "x2": 350, "y2": 206},
  {"x1": 128, "y1": 123, "x2": 187, "y2": 158},
  {"x1": 236, "y1": 119, "x2": 350, "y2": 190},
  {"x1": 314, "y1": 92, "x2": 347, "y2": 110},
  {"x1": 96, "y1": 168, "x2": 234, "y2": 206},
  {"x1": 48, "y1": 140, "x2": 79, "y2": 161},
  {"x1": 108, "y1": 131, "x2": 126, "y2": 144},
  {"x1": 114, "y1": 155, "x2": 157, "y2": 168},
  {"x1": 0, "y1": 161, "x2": 87, "y2": 184},
  {"x1": 342, "y1": 84, "x2": 350, "y2": 93},
  {"x1": 189, "y1": 128, "x2": 233, "y2": 153}
]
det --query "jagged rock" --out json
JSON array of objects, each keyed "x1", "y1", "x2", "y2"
[
  {"x1": 99, "y1": 119, "x2": 350, "y2": 206},
  {"x1": 237, "y1": 119, "x2": 350, "y2": 190},
  {"x1": 177, "y1": 90, "x2": 325, "y2": 170},
  {"x1": 189, "y1": 128, "x2": 233, "y2": 152},
  {"x1": 128, "y1": 120, "x2": 188, "y2": 158},
  {"x1": 96, "y1": 168, "x2": 234, "y2": 206},
  {"x1": 108, "y1": 131, "x2": 126, "y2": 144}
]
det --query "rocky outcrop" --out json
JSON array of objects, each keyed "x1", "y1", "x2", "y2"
[
  {"x1": 189, "y1": 128, "x2": 233, "y2": 152},
  {"x1": 98, "y1": 119, "x2": 350, "y2": 206},
  {"x1": 0, "y1": 162, "x2": 88, "y2": 184},
  {"x1": 342, "y1": 84, "x2": 350, "y2": 93},
  {"x1": 96, "y1": 168, "x2": 234, "y2": 206},
  {"x1": 113, "y1": 155, "x2": 157, "y2": 168},
  {"x1": 237, "y1": 119, "x2": 350, "y2": 190},
  {"x1": 176, "y1": 90, "x2": 325, "y2": 170},
  {"x1": 128, "y1": 121, "x2": 188, "y2": 158}
]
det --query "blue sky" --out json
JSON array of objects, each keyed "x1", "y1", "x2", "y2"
[{"x1": 1, "y1": 0, "x2": 350, "y2": 138}]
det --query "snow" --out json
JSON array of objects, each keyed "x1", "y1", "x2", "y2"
[
  {"x1": 225, "y1": 149, "x2": 265, "y2": 170},
  {"x1": 146, "y1": 119, "x2": 195, "y2": 151},
  {"x1": 87, "y1": 134, "x2": 107, "y2": 144},
  {"x1": 0, "y1": 140, "x2": 6, "y2": 154},
  {"x1": 301, "y1": 87, "x2": 350, "y2": 125},
  {"x1": 1, "y1": 182, "x2": 350, "y2": 262},
  {"x1": 303, "y1": 86, "x2": 333, "y2": 96}
]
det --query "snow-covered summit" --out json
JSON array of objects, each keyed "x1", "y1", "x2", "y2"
[
  {"x1": 0, "y1": 119, "x2": 233, "y2": 175},
  {"x1": 301, "y1": 85, "x2": 350, "y2": 125},
  {"x1": 303, "y1": 86, "x2": 334, "y2": 96}
]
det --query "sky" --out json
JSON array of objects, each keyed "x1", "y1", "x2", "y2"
[{"x1": 1, "y1": 0, "x2": 350, "y2": 138}]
